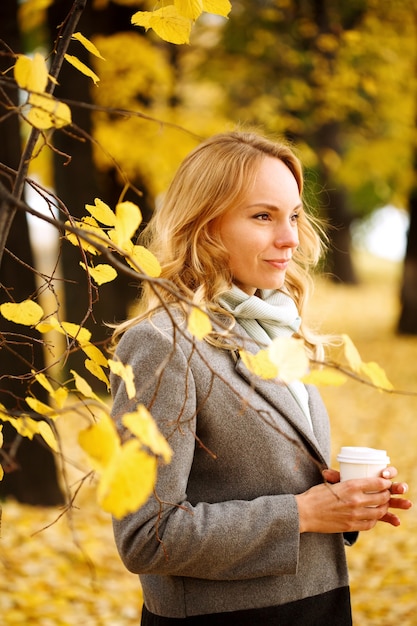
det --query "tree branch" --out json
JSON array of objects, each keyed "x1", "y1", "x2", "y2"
[{"x1": 0, "y1": 0, "x2": 87, "y2": 268}]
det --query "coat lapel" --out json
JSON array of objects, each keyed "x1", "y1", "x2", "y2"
[{"x1": 234, "y1": 354, "x2": 328, "y2": 465}]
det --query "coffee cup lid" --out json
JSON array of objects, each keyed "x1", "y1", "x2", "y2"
[{"x1": 337, "y1": 446, "x2": 390, "y2": 464}]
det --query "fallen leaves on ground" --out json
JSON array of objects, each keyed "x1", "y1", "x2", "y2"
[{"x1": 0, "y1": 495, "x2": 142, "y2": 625}]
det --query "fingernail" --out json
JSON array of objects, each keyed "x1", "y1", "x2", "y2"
[
  {"x1": 402, "y1": 483, "x2": 408, "y2": 494},
  {"x1": 382, "y1": 470, "x2": 391, "y2": 478}
]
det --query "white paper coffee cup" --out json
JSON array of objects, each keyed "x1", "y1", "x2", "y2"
[{"x1": 337, "y1": 446, "x2": 390, "y2": 482}]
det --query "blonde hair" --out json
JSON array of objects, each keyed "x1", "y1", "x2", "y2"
[{"x1": 114, "y1": 131, "x2": 327, "y2": 353}]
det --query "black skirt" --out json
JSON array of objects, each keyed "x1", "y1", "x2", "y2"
[{"x1": 141, "y1": 586, "x2": 352, "y2": 626}]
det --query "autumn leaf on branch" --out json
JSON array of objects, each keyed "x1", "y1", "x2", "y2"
[
  {"x1": 64, "y1": 54, "x2": 101, "y2": 85},
  {"x1": 78, "y1": 409, "x2": 171, "y2": 518},
  {"x1": 66, "y1": 198, "x2": 161, "y2": 279},
  {"x1": 131, "y1": 0, "x2": 231, "y2": 44},
  {"x1": 240, "y1": 337, "x2": 309, "y2": 383},
  {"x1": 0, "y1": 404, "x2": 58, "y2": 453},
  {"x1": 0, "y1": 299, "x2": 44, "y2": 326},
  {"x1": 329, "y1": 334, "x2": 393, "y2": 391},
  {"x1": 72, "y1": 32, "x2": 105, "y2": 60},
  {"x1": 187, "y1": 307, "x2": 212, "y2": 340},
  {"x1": 14, "y1": 53, "x2": 72, "y2": 130}
]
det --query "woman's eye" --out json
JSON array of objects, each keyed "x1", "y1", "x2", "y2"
[
  {"x1": 254, "y1": 213, "x2": 270, "y2": 221},
  {"x1": 291, "y1": 213, "x2": 300, "y2": 222}
]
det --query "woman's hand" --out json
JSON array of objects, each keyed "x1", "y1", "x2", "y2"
[{"x1": 295, "y1": 466, "x2": 412, "y2": 534}]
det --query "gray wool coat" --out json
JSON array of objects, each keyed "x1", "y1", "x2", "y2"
[{"x1": 111, "y1": 310, "x2": 350, "y2": 619}]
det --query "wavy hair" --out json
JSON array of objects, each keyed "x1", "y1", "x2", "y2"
[{"x1": 113, "y1": 131, "x2": 328, "y2": 353}]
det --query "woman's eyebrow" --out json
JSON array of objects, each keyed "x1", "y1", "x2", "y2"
[{"x1": 246, "y1": 202, "x2": 303, "y2": 211}]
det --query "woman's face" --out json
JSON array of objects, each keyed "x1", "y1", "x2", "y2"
[{"x1": 215, "y1": 156, "x2": 301, "y2": 295}]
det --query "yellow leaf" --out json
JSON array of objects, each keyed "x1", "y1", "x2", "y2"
[
  {"x1": 85, "y1": 358, "x2": 110, "y2": 389},
  {"x1": 51, "y1": 386, "x2": 68, "y2": 409},
  {"x1": 32, "y1": 370, "x2": 54, "y2": 394},
  {"x1": 38, "y1": 317, "x2": 93, "y2": 344},
  {"x1": 14, "y1": 52, "x2": 48, "y2": 92},
  {"x1": 37, "y1": 421, "x2": 58, "y2": 452},
  {"x1": 80, "y1": 261, "x2": 117, "y2": 285},
  {"x1": 108, "y1": 359, "x2": 136, "y2": 400},
  {"x1": 131, "y1": 6, "x2": 192, "y2": 45},
  {"x1": 85, "y1": 198, "x2": 117, "y2": 226},
  {"x1": 81, "y1": 342, "x2": 108, "y2": 366},
  {"x1": 61, "y1": 321, "x2": 91, "y2": 344},
  {"x1": 65, "y1": 216, "x2": 110, "y2": 254},
  {"x1": 0, "y1": 413, "x2": 56, "y2": 450},
  {"x1": 25, "y1": 396, "x2": 57, "y2": 418},
  {"x1": 64, "y1": 54, "x2": 100, "y2": 85},
  {"x1": 302, "y1": 367, "x2": 347, "y2": 387},
  {"x1": 72, "y1": 32, "x2": 105, "y2": 60},
  {"x1": 175, "y1": 0, "x2": 203, "y2": 20},
  {"x1": 78, "y1": 412, "x2": 119, "y2": 471},
  {"x1": 98, "y1": 440, "x2": 157, "y2": 518},
  {"x1": 112, "y1": 201, "x2": 142, "y2": 249},
  {"x1": 202, "y1": 0, "x2": 231, "y2": 17},
  {"x1": 123, "y1": 406, "x2": 172, "y2": 463},
  {"x1": 268, "y1": 336, "x2": 309, "y2": 383},
  {"x1": 239, "y1": 349, "x2": 279, "y2": 380},
  {"x1": 27, "y1": 92, "x2": 71, "y2": 129},
  {"x1": 71, "y1": 369, "x2": 102, "y2": 403},
  {"x1": 187, "y1": 307, "x2": 212, "y2": 340},
  {"x1": 0, "y1": 414, "x2": 34, "y2": 439},
  {"x1": 126, "y1": 245, "x2": 161, "y2": 277},
  {"x1": 36, "y1": 315, "x2": 61, "y2": 334},
  {"x1": 342, "y1": 334, "x2": 362, "y2": 373},
  {"x1": 360, "y1": 361, "x2": 393, "y2": 391},
  {"x1": 0, "y1": 299, "x2": 44, "y2": 326}
]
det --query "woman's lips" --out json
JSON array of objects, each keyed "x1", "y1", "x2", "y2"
[{"x1": 265, "y1": 259, "x2": 290, "y2": 269}]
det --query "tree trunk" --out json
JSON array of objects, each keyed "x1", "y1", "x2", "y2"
[
  {"x1": 398, "y1": 187, "x2": 417, "y2": 334},
  {"x1": 0, "y1": 0, "x2": 64, "y2": 505},
  {"x1": 46, "y1": 0, "x2": 148, "y2": 383},
  {"x1": 310, "y1": 1, "x2": 358, "y2": 284},
  {"x1": 312, "y1": 119, "x2": 358, "y2": 284}
]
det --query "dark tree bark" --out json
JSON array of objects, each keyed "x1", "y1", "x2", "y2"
[
  {"x1": 398, "y1": 10, "x2": 417, "y2": 335},
  {"x1": 46, "y1": 0, "x2": 151, "y2": 382},
  {"x1": 398, "y1": 187, "x2": 417, "y2": 334},
  {"x1": 310, "y1": 1, "x2": 358, "y2": 284},
  {"x1": 0, "y1": 0, "x2": 64, "y2": 505},
  {"x1": 314, "y1": 122, "x2": 358, "y2": 284}
]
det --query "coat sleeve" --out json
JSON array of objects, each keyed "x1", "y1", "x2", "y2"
[{"x1": 111, "y1": 321, "x2": 301, "y2": 581}]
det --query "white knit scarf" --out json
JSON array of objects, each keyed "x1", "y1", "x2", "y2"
[{"x1": 218, "y1": 285, "x2": 313, "y2": 430}]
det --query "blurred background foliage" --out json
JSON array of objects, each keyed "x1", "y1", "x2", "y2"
[{"x1": 15, "y1": 0, "x2": 417, "y2": 284}]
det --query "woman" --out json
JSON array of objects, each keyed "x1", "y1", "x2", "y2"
[{"x1": 111, "y1": 131, "x2": 411, "y2": 625}]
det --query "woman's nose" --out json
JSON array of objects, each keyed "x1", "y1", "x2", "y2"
[{"x1": 274, "y1": 225, "x2": 299, "y2": 249}]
